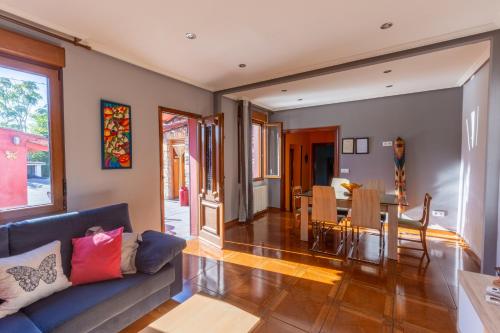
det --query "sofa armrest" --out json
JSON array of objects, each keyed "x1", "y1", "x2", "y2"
[{"x1": 135, "y1": 231, "x2": 186, "y2": 275}]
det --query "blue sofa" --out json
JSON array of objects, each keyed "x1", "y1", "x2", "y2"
[{"x1": 0, "y1": 203, "x2": 186, "y2": 333}]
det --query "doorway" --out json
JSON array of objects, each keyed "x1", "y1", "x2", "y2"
[
  {"x1": 312, "y1": 143, "x2": 335, "y2": 186},
  {"x1": 283, "y1": 126, "x2": 339, "y2": 211},
  {"x1": 159, "y1": 107, "x2": 200, "y2": 239}
]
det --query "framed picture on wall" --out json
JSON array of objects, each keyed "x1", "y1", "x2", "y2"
[
  {"x1": 100, "y1": 100, "x2": 132, "y2": 169},
  {"x1": 355, "y1": 137, "x2": 369, "y2": 154},
  {"x1": 342, "y1": 138, "x2": 355, "y2": 154}
]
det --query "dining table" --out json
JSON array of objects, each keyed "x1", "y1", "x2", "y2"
[{"x1": 297, "y1": 190, "x2": 407, "y2": 260}]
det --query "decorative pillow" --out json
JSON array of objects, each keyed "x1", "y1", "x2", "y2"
[
  {"x1": 136, "y1": 231, "x2": 186, "y2": 275},
  {"x1": 0, "y1": 240, "x2": 71, "y2": 319},
  {"x1": 121, "y1": 232, "x2": 141, "y2": 274},
  {"x1": 70, "y1": 227, "x2": 123, "y2": 285},
  {"x1": 85, "y1": 226, "x2": 141, "y2": 275}
]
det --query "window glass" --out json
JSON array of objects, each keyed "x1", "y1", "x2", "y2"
[
  {"x1": 0, "y1": 66, "x2": 52, "y2": 211},
  {"x1": 252, "y1": 123, "x2": 262, "y2": 179},
  {"x1": 205, "y1": 125, "x2": 213, "y2": 191}
]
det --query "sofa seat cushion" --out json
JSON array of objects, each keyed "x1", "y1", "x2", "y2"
[
  {"x1": 22, "y1": 264, "x2": 175, "y2": 333},
  {"x1": 0, "y1": 312, "x2": 42, "y2": 333}
]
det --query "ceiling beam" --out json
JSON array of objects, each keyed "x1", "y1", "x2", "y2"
[{"x1": 214, "y1": 29, "x2": 498, "y2": 97}]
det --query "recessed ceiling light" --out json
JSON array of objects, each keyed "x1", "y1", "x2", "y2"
[
  {"x1": 238, "y1": 63, "x2": 247, "y2": 68},
  {"x1": 185, "y1": 32, "x2": 197, "y2": 40},
  {"x1": 298, "y1": 98, "x2": 303, "y2": 101},
  {"x1": 281, "y1": 89, "x2": 287, "y2": 92},
  {"x1": 380, "y1": 22, "x2": 393, "y2": 30},
  {"x1": 383, "y1": 69, "x2": 392, "y2": 74},
  {"x1": 386, "y1": 84, "x2": 393, "y2": 88}
]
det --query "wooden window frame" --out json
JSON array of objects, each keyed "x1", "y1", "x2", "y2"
[
  {"x1": 0, "y1": 54, "x2": 65, "y2": 223},
  {"x1": 251, "y1": 120, "x2": 264, "y2": 181}
]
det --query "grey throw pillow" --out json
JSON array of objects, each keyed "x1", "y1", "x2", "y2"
[{"x1": 121, "y1": 232, "x2": 141, "y2": 274}]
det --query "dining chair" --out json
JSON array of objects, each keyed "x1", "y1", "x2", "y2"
[
  {"x1": 365, "y1": 179, "x2": 386, "y2": 195},
  {"x1": 291, "y1": 185, "x2": 304, "y2": 234},
  {"x1": 311, "y1": 185, "x2": 345, "y2": 255},
  {"x1": 348, "y1": 188, "x2": 385, "y2": 265},
  {"x1": 365, "y1": 179, "x2": 388, "y2": 222},
  {"x1": 397, "y1": 193, "x2": 432, "y2": 261}
]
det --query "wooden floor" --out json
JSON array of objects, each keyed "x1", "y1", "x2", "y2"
[{"x1": 122, "y1": 211, "x2": 479, "y2": 333}]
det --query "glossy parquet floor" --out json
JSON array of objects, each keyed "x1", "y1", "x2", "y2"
[{"x1": 122, "y1": 211, "x2": 479, "y2": 333}]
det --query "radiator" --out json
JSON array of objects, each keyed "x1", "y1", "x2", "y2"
[{"x1": 253, "y1": 185, "x2": 268, "y2": 214}]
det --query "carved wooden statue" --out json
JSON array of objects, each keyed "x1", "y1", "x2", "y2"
[{"x1": 394, "y1": 137, "x2": 406, "y2": 209}]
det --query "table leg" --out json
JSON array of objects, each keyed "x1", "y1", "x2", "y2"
[
  {"x1": 300, "y1": 196, "x2": 309, "y2": 242},
  {"x1": 387, "y1": 205, "x2": 398, "y2": 260}
]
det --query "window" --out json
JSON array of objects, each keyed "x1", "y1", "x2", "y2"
[
  {"x1": 0, "y1": 54, "x2": 64, "y2": 222},
  {"x1": 263, "y1": 122, "x2": 282, "y2": 178},
  {"x1": 251, "y1": 122, "x2": 262, "y2": 179}
]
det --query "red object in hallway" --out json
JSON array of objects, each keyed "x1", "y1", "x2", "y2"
[{"x1": 179, "y1": 186, "x2": 189, "y2": 206}]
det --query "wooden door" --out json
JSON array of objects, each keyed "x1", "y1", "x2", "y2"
[
  {"x1": 198, "y1": 113, "x2": 225, "y2": 248},
  {"x1": 172, "y1": 156, "x2": 179, "y2": 198}
]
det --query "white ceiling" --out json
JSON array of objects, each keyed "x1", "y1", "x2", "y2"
[
  {"x1": 226, "y1": 41, "x2": 490, "y2": 111},
  {"x1": 0, "y1": 1, "x2": 498, "y2": 92}
]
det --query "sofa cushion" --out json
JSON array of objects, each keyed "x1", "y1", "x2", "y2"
[
  {"x1": 22, "y1": 264, "x2": 175, "y2": 333},
  {"x1": 0, "y1": 224, "x2": 9, "y2": 258},
  {"x1": 0, "y1": 312, "x2": 42, "y2": 333},
  {"x1": 136, "y1": 231, "x2": 186, "y2": 274},
  {"x1": 8, "y1": 203, "x2": 132, "y2": 277},
  {"x1": 0, "y1": 241, "x2": 71, "y2": 319},
  {"x1": 70, "y1": 227, "x2": 123, "y2": 286}
]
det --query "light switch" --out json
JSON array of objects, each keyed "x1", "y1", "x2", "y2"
[
  {"x1": 340, "y1": 168, "x2": 350, "y2": 174},
  {"x1": 432, "y1": 210, "x2": 447, "y2": 217},
  {"x1": 382, "y1": 141, "x2": 393, "y2": 147}
]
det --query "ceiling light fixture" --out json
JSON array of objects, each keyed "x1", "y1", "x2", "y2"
[
  {"x1": 238, "y1": 63, "x2": 247, "y2": 68},
  {"x1": 386, "y1": 84, "x2": 393, "y2": 88},
  {"x1": 380, "y1": 22, "x2": 393, "y2": 30},
  {"x1": 185, "y1": 32, "x2": 197, "y2": 40},
  {"x1": 298, "y1": 98, "x2": 303, "y2": 101},
  {"x1": 383, "y1": 69, "x2": 392, "y2": 74}
]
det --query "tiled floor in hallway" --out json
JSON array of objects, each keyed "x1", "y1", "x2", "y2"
[{"x1": 123, "y1": 211, "x2": 479, "y2": 333}]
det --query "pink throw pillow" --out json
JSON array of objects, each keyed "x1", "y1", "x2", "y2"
[{"x1": 70, "y1": 227, "x2": 123, "y2": 285}]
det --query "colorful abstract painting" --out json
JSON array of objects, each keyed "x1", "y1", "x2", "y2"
[{"x1": 101, "y1": 100, "x2": 132, "y2": 169}]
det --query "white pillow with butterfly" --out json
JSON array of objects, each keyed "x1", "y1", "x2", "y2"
[{"x1": 0, "y1": 240, "x2": 71, "y2": 318}]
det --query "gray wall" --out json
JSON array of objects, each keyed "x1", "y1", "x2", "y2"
[
  {"x1": 1, "y1": 23, "x2": 213, "y2": 233},
  {"x1": 221, "y1": 97, "x2": 239, "y2": 222},
  {"x1": 270, "y1": 88, "x2": 463, "y2": 230},
  {"x1": 483, "y1": 31, "x2": 500, "y2": 273},
  {"x1": 62, "y1": 46, "x2": 213, "y2": 233},
  {"x1": 460, "y1": 62, "x2": 490, "y2": 261}
]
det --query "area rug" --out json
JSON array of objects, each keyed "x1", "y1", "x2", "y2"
[{"x1": 140, "y1": 293, "x2": 260, "y2": 333}]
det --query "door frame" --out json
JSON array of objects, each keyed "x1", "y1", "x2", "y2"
[
  {"x1": 281, "y1": 125, "x2": 340, "y2": 211},
  {"x1": 158, "y1": 106, "x2": 201, "y2": 234}
]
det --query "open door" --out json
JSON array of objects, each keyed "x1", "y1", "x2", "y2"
[{"x1": 198, "y1": 113, "x2": 225, "y2": 248}]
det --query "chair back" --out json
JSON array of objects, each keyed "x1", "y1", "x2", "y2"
[
  {"x1": 312, "y1": 186, "x2": 337, "y2": 223},
  {"x1": 421, "y1": 193, "x2": 432, "y2": 229},
  {"x1": 351, "y1": 189, "x2": 381, "y2": 229},
  {"x1": 331, "y1": 178, "x2": 350, "y2": 196},
  {"x1": 365, "y1": 179, "x2": 386, "y2": 195},
  {"x1": 291, "y1": 186, "x2": 302, "y2": 214}
]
